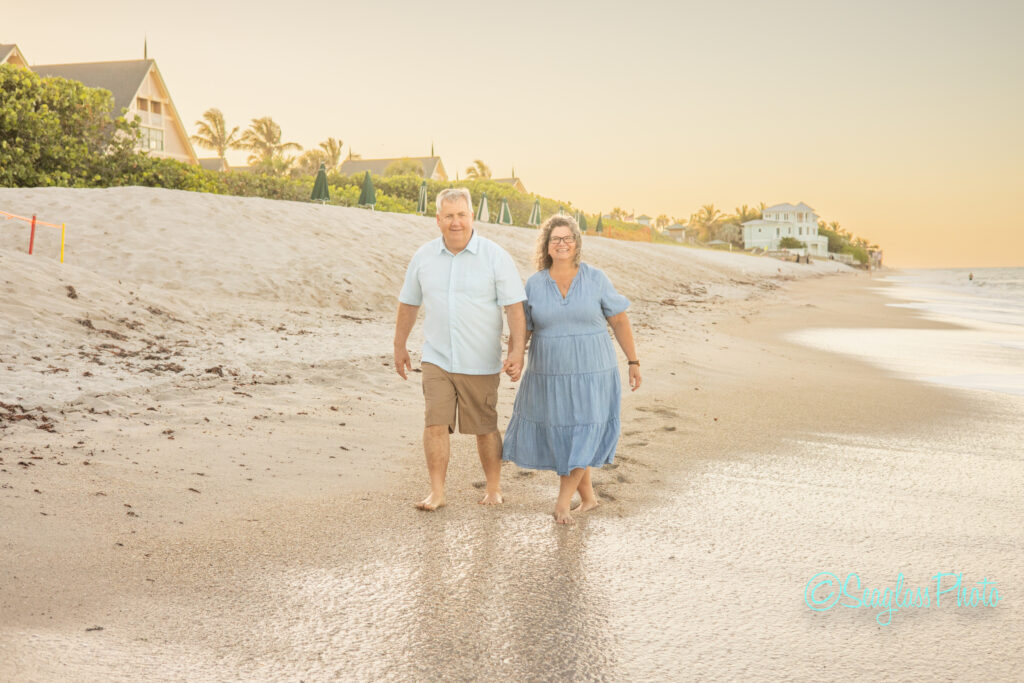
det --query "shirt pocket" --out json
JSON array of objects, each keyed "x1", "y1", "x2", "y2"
[{"x1": 455, "y1": 259, "x2": 496, "y2": 302}]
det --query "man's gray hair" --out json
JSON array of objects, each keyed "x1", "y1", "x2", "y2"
[{"x1": 436, "y1": 187, "x2": 472, "y2": 214}]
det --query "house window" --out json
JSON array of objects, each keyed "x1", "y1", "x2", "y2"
[
  {"x1": 776, "y1": 228, "x2": 780, "y2": 236},
  {"x1": 136, "y1": 97, "x2": 148, "y2": 111},
  {"x1": 140, "y1": 126, "x2": 164, "y2": 152},
  {"x1": 151, "y1": 101, "x2": 162, "y2": 115}
]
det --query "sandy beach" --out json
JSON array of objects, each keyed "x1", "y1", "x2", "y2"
[{"x1": 1, "y1": 187, "x2": 1020, "y2": 681}]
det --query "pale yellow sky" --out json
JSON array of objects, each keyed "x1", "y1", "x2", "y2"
[{"x1": 5, "y1": 0, "x2": 1022, "y2": 267}]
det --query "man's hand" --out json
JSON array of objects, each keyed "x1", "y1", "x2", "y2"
[
  {"x1": 395, "y1": 347, "x2": 412, "y2": 379},
  {"x1": 502, "y1": 351, "x2": 524, "y2": 382}
]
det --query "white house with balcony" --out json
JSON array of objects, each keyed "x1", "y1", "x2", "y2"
[{"x1": 741, "y1": 202, "x2": 829, "y2": 256}]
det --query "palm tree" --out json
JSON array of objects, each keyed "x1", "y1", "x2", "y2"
[
  {"x1": 319, "y1": 137, "x2": 343, "y2": 171},
  {"x1": 732, "y1": 204, "x2": 759, "y2": 224},
  {"x1": 295, "y1": 149, "x2": 328, "y2": 176},
  {"x1": 689, "y1": 204, "x2": 722, "y2": 242},
  {"x1": 190, "y1": 108, "x2": 241, "y2": 159},
  {"x1": 239, "y1": 116, "x2": 302, "y2": 169},
  {"x1": 465, "y1": 159, "x2": 492, "y2": 180}
]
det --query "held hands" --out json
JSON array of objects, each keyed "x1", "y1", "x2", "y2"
[
  {"x1": 394, "y1": 347, "x2": 412, "y2": 380},
  {"x1": 502, "y1": 351, "x2": 525, "y2": 382},
  {"x1": 628, "y1": 364, "x2": 642, "y2": 391}
]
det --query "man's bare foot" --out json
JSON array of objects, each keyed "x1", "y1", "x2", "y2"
[
  {"x1": 553, "y1": 507, "x2": 574, "y2": 525},
  {"x1": 478, "y1": 491, "x2": 504, "y2": 505},
  {"x1": 414, "y1": 493, "x2": 446, "y2": 511},
  {"x1": 571, "y1": 499, "x2": 600, "y2": 513}
]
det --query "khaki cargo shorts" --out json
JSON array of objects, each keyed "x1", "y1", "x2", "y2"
[{"x1": 421, "y1": 362, "x2": 500, "y2": 434}]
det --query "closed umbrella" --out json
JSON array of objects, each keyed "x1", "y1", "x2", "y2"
[
  {"x1": 416, "y1": 180, "x2": 427, "y2": 214},
  {"x1": 497, "y1": 197, "x2": 513, "y2": 225},
  {"x1": 310, "y1": 163, "x2": 330, "y2": 204},
  {"x1": 475, "y1": 192, "x2": 489, "y2": 223},
  {"x1": 358, "y1": 171, "x2": 376, "y2": 209},
  {"x1": 579, "y1": 212, "x2": 588, "y2": 232},
  {"x1": 595, "y1": 214, "x2": 604, "y2": 234},
  {"x1": 527, "y1": 199, "x2": 541, "y2": 227}
]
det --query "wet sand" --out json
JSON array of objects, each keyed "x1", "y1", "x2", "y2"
[
  {"x1": 4, "y1": 277, "x2": 1019, "y2": 681},
  {"x1": 2, "y1": 188, "x2": 1020, "y2": 680}
]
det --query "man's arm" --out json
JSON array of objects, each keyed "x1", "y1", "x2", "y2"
[
  {"x1": 394, "y1": 302, "x2": 419, "y2": 380},
  {"x1": 502, "y1": 302, "x2": 526, "y2": 381}
]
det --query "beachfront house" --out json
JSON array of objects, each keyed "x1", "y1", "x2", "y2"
[
  {"x1": 741, "y1": 202, "x2": 829, "y2": 256},
  {"x1": 0, "y1": 44, "x2": 29, "y2": 67},
  {"x1": 491, "y1": 177, "x2": 528, "y2": 193},
  {"x1": 664, "y1": 223, "x2": 688, "y2": 242},
  {"x1": 637, "y1": 214, "x2": 652, "y2": 227},
  {"x1": 338, "y1": 156, "x2": 448, "y2": 181},
  {"x1": 2, "y1": 44, "x2": 197, "y2": 164},
  {"x1": 29, "y1": 59, "x2": 198, "y2": 165}
]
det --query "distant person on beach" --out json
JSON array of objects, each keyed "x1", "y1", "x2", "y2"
[
  {"x1": 969, "y1": 272, "x2": 974, "y2": 281},
  {"x1": 394, "y1": 188, "x2": 527, "y2": 511},
  {"x1": 502, "y1": 215, "x2": 641, "y2": 524}
]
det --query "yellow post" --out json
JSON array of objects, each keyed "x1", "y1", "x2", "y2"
[{"x1": 60, "y1": 223, "x2": 66, "y2": 263}]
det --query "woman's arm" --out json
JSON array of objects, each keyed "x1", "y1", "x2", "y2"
[{"x1": 607, "y1": 311, "x2": 641, "y2": 391}]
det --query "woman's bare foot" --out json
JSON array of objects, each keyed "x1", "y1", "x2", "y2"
[
  {"x1": 553, "y1": 507, "x2": 575, "y2": 525},
  {"x1": 571, "y1": 498, "x2": 600, "y2": 513},
  {"x1": 478, "y1": 491, "x2": 504, "y2": 505},
  {"x1": 414, "y1": 493, "x2": 446, "y2": 511}
]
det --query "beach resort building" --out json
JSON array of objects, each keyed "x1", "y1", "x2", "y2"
[
  {"x1": 491, "y1": 177, "x2": 528, "y2": 193},
  {"x1": 2, "y1": 43, "x2": 198, "y2": 164},
  {"x1": 741, "y1": 202, "x2": 829, "y2": 256},
  {"x1": 338, "y1": 156, "x2": 448, "y2": 181},
  {"x1": 0, "y1": 44, "x2": 29, "y2": 68}
]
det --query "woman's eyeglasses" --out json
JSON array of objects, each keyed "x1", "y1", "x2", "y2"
[{"x1": 550, "y1": 236, "x2": 576, "y2": 245}]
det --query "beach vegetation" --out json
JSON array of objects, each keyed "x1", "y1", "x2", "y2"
[
  {"x1": 319, "y1": 137, "x2": 344, "y2": 171},
  {"x1": 779, "y1": 237, "x2": 806, "y2": 249},
  {"x1": 384, "y1": 158, "x2": 424, "y2": 177},
  {"x1": 0, "y1": 64, "x2": 140, "y2": 188},
  {"x1": 190, "y1": 108, "x2": 242, "y2": 160},
  {"x1": 239, "y1": 116, "x2": 302, "y2": 173},
  {"x1": 465, "y1": 159, "x2": 492, "y2": 180}
]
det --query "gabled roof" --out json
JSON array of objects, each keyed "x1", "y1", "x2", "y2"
[
  {"x1": 763, "y1": 201, "x2": 816, "y2": 214},
  {"x1": 32, "y1": 60, "x2": 154, "y2": 115},
  {"x1": 491, "y1": 177, "x2": 527, "y2": 193},
  {"x1": 339, "y1": 156, "x2": 443, "y2": 179},
  {"x1": 32, "y1": 59, "x2": 197, "y2": 164},
  {"x1": 1, "y1": 44, "x2": 29, "y2": 67}
]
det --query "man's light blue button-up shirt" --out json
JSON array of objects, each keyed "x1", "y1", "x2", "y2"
[{"x1": 399, "y1": 232, "x2": 526, "y2": 375}]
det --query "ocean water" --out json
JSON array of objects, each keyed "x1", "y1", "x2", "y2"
[{"x1": 789, "y1": 267, "x2": 1024, "y2": 396}]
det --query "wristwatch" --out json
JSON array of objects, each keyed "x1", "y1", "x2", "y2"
[{"x1": 628, "y1": 360, "x2": 640, "y2": 366}]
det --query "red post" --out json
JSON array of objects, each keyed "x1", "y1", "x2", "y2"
[{"x1": 29, "y1": 215, "x2": 37, "y2": 255}]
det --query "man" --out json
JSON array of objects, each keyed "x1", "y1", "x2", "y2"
[{"x1": 394, "y1": 187, "x2": 527, "y2": 511}]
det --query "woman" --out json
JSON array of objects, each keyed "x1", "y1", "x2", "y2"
[{"x1": 502, "y1": 215, "x2": 641, "y2": 524}]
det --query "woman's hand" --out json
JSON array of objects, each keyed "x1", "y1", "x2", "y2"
[{"x1": 628, "y1": 364, "x2": 642, "y2": 391}]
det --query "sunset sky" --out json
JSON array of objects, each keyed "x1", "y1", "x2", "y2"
[{"x1": 5, "y1": 0, "x2": 1022, "y2": 267}]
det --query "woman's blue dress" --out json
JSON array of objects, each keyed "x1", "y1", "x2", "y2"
[{"x1": 502, "y1": 262, "x2": 630, "y2": 475}]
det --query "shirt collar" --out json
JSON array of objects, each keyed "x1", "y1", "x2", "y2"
[{"x1": 438, "y1": 230, "x2": 479, "y2": 256}]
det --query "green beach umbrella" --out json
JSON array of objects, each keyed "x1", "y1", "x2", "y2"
[
  {"x1": 310, "y1": 163, "x2": 330, "y2": 204},
  {"x1": 579, "y1": 212, "x2": 588, "y2": 232},
  {"x1": 358, "y1": 171, "x2": 376, "y2": 209},
  {"x1": 558, "y1": 205, "x2": 565, "y2": 215},
  {"x1": 416, "y1": 180, "x2": 427, "y2": 214},
  {"x1": 497, "y1": 197, "x2": 513, "y2": 225},
  {"x1": 475, "y1": 192, "x2": 489, "y2": 223},
  {"x1": 595, "y1": 214, "x2": 604, "y2": 234},
  {"x1": 573, "y1": 209, "x2": 581, "y2": 224},
  {"x1": 527, "y1": 199, "x2": 541, "y2": 227}
]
